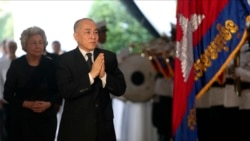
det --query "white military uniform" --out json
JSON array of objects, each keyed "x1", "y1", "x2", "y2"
[
  {"x1": 222, "y1": 60, "x2": 240, "y2": 141},
  {"x1": 235, "y1": 43, "x2": 250, "y2": 140},
  {"x1": 0, "y1": 55, "x2": 12, "y2": 102},
  {"x1": 196, "y1": 89, "x2": 210, "y2": 141},
  {"x1": 152, "y1": 76, "x2": 173, "y2": 141},
  {"x1": 208, "y1": 83, "x2": 226, "y2": 140}
]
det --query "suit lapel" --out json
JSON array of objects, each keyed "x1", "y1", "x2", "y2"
[
  {"x1": 93, "y1": 48, "x2": 102, "y2": 62},
  {"x1": 73, "y1": 48, "x2": 103, "y2": 71},
  {"x1": 73, "y1": 48, "x2": 90, "y2": 71}
]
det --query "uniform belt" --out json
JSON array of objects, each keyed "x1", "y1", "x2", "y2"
[
  {"x1": 211, "y1": 78, "x2": 250, "y2": 90},
  {"x1": 211, "y1": 78, "x2": 234, "y2": 87},
  {"x1": 241, "y1": 82, "x2": 250, "y2": 90}
]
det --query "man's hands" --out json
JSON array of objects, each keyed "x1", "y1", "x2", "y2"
[{"x1": 90, "y1": 53, "x2": 105, "y2": 78}]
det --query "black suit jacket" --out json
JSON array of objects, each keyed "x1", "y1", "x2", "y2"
[{"x1": 56, "y1": 47, "x2": 126, "y2": 141}]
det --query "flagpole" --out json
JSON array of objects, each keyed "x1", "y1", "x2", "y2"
[{"x1": 234, "y1": 50, "x2": 241, "y2": 96}]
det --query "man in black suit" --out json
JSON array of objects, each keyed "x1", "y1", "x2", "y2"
[{"x1": 56, "y1": 18, "x2": 126, "y2": 141}]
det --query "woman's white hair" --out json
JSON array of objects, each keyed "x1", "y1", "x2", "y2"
[{"x1": 20, "y1": 26, "x2": 48, "y2": 52}]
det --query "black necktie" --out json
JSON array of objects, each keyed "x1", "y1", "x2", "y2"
[{"x1": 86, "y1": 53, "x2": 92, "y2": 68}]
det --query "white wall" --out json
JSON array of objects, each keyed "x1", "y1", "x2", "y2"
[
  {"x1": 10, "y1": 1, "x2": 93, "y2": 57},
  {"x1": 135, "y1": 1, "x2": 177, "y2": 36}
]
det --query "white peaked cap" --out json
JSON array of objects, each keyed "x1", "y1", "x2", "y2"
[{"x1": 96, "y1": 20, "x2": 106, "y2": 29}]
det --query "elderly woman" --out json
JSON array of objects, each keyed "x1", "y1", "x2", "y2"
[{"x1": 3, "y1": 26, "x2": 58, "y2": 141}]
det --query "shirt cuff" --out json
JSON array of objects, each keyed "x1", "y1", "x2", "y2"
[
  {"x1": 88, "y1": 73, "x2": 94, "y2": 85},
  {"x1": 100, "y1": 73, "x2": 107, "y2": 88}
]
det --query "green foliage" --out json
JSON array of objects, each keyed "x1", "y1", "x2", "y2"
[
  {"x1": 88, "y1": 0, "x2": 154, "y2": 54},
  {"x1": 0, "y1": 1, "x2": 14, "y2": 42}
]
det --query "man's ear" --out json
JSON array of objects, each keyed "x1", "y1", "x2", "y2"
[{"x1": 73, "y1": 33, "x2": 78, "y2": 41}]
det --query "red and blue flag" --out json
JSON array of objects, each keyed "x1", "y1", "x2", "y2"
[
  {"x1": 153, "y1": 55, "x2": 174, "y2": 79},
  {"x1": 172, "y1": 0, "x2": 250, "y2": 141}
]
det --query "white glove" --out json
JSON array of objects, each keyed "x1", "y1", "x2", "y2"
[
  {"x1": 235, "y1": 67, "x2": 244, "y2": 77},
  {"x1": 235, "y1": 67, "x2": 250, "y2": 82}
]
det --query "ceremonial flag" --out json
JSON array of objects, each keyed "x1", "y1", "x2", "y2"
[
  {"x1": 153, "y1": 55, "x2": 174, "y2": 79},
  {"x1": 172, "y1": 0, "x2": 250, "y2": 141}
]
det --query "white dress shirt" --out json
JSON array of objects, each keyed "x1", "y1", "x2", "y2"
[{"x1": 78, "y1": 47, "x2": 106, "y2": 87}]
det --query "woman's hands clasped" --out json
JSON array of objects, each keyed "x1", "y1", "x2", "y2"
[{"x1": 23, "y1": 100, "x2": 51, "y2": 113}]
